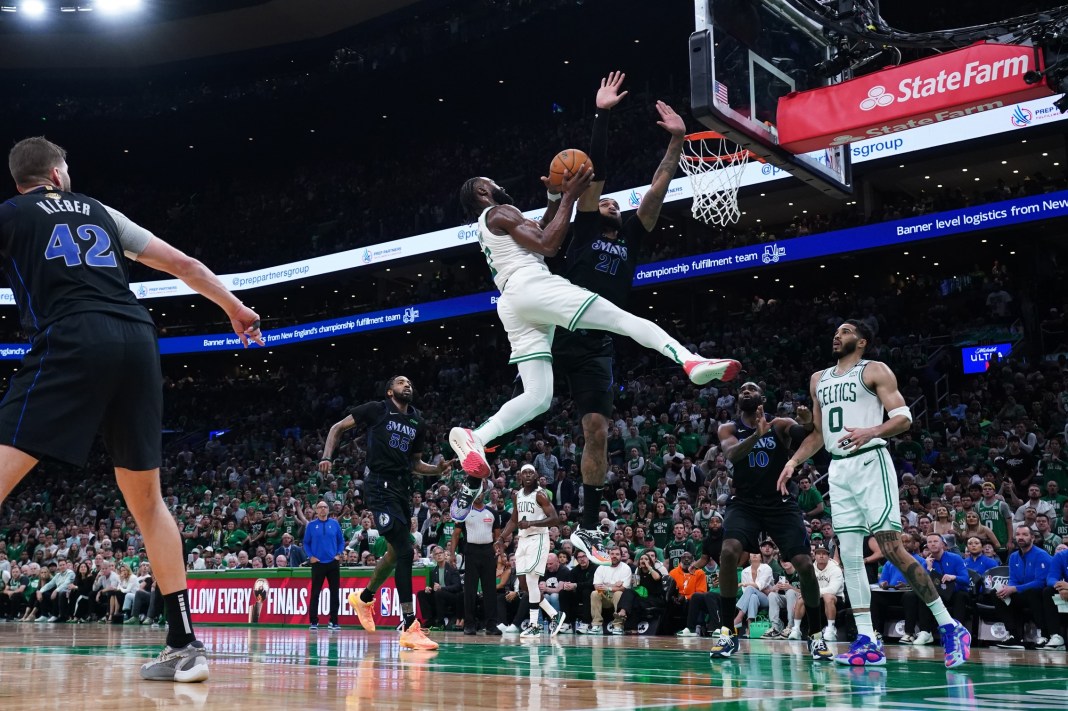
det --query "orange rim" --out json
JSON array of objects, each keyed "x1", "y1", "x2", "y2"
[{"x1": 682, "y1": 131, "x2": 765, "y2": 164}]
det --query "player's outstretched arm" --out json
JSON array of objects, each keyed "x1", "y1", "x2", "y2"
[
  {"x1": 537, "y1": 176, "x2": 562, "y2": 230},
  {"x1": 319, "y1": 416, "x2": 356, "y2": 473},
  {"x1": 413, "y1": 455, "x2": 455, "y2": 477},
  {"x1": 487, "y1": 165, "x2": 593, "y2": 256},
  {"x1": 578, "y1": 70, "x2": 628, "y2": 213},
  {"x1": 636, "y1": 101, "x2": 685, "y2": 231},
  {"x1": 135, "y1": 235, "x2": 263, "y2": 347}
]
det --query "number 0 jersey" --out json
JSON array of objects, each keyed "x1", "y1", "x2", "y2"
[
  {"x1": 815, "y1": 360, "x2": 888, "y2": 458},
  {"x1": 0, "y1": 187, "x2": 153, "y2": 337}
]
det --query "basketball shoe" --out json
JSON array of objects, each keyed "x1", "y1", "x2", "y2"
[
  {"x1": 449, "y1": 427, "x2": 491, "y2": 479},
  {"x1": 808, "y1": 634, "x2": 834, "y2": 662},
  {"x1": 940, "y1": 621, "x2": 971, "y2": 669},
  {"x1": 834, "y1": 634, "x2": 885, "y2": 666},
  {"x1": 520, "y1": 623, "x2": 543, "y2": 638},
  {"x1": 549, "y1": 612, "x2": 568, "y2": 638},
  {"x1": 708, "y1": 627, "x2": 738, "y2": 659},
  {"x1": 570, "y1": 528, "x2": 611, "y2": 565},
  {"x1": 684, "y1": 358, "x2": 742, "y2": 386},
  {"x1": 399, "y1": 620, "x2": 438, "y2": 650},
  {"x1": 347, "y1": 590, "x2": 376, "y2": 632},
  {"x1": 140, "y1": 641, "x2": 209, "y2": 682}
]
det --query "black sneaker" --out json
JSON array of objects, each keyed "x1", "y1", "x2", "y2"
[{"x1": 995, "y1": 636, "x2": 1024, "y2": 649}]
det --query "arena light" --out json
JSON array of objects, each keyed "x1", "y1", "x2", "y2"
[
  {"x1": 22, "y1": 0, "x2": 46, "y2": 17},
  {"x1": 96, "y1": 0, "x2": 139, "y2": 14}
]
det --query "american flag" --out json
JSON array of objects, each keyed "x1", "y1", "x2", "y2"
[{"x1": 714, "y1": 81, "x2": 729, "y2": 105}]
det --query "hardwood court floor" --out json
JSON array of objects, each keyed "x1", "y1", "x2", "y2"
[{"x1": 0, "y1": 623, "x2": 1066, "y2": 711}]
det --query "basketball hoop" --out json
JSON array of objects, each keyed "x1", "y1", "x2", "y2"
[{"x1": 679, "y1": 131, "x2": 763, "y2": 227}]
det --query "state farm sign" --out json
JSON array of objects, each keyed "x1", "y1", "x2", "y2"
[{"x1": 778, "y1": 43, "x2": 1052, "y2": 153}]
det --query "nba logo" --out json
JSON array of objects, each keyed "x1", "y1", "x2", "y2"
[{"x1": 379, "y1": 587, "x2": 392, "y2": 616}]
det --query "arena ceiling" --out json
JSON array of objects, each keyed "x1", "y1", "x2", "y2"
[{"x1": 0, "y1": 0, "x2": 421, "y2": 68}]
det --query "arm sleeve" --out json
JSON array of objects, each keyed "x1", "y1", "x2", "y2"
[
  {"x1": 102, "y1": 204, "x2": 154, "y2": 259},
  {"x1": 588, "y1": 110, "x2": 610, "y2": 182}
]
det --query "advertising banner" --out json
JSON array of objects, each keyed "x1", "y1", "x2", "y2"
[
  {"x1": 961, "y1": 343, "x2": 1014, "y2": 374},
  {"x1": 778, "y1": 43, "x2": 1050, "y2": 152},
  {"x1": 187, "y1": 572, "x2": 426, "y2": 626},
  {"x1": 0, "y1": 190, "x2": 1063, "y2": 359}
]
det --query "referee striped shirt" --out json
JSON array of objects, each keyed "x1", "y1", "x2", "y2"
[{"x1": 462, "y1": 506, "x2": 496, "y2": 544}]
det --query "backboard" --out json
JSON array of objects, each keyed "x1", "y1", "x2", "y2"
[{"x1": 690, "y1": 0, "x2": 853, "y2": 197}]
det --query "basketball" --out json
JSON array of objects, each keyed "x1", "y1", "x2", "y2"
[{"x1": 548, "y1": 148, "x2": 593, "y2": 189}]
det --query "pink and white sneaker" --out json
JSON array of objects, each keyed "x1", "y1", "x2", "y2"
[
  {"x1": 683, "y1": 358, "x2": 741, "y2": 385},
  {"x1": 449, "y1": 427, "x2": 491, "y2": 479}
]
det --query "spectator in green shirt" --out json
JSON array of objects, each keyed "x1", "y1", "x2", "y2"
[{"x1": 796, "y1": 476, "x2": 826, "y2": 519}]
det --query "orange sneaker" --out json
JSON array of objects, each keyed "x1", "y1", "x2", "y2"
[
  {"x1": 348, "y1": 590, "x2": 376, "y2": 632},
  {"x1": 400, "y1": 620, "x2": 439, "y2": 650}
]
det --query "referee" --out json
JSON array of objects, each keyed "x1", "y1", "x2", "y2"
[
  {"x1": 303, "y1": 501, "x2": 345, "y2": 631},
  {"x1": 448, "y1": 488, "x2": 500, "y2": 635}
]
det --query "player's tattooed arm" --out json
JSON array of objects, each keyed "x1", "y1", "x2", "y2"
[{"x1": 636, "y1": 101, "x2": 685, "y2": 231}]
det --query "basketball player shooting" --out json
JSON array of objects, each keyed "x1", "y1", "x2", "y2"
[
  {"x1": 450, "y1": 159, "x2": 741, "y2": 521},
  {"x1": 494, "y1": 464, "x2": 567, "y2": 638},
  {"x1": 777, "y1": 320, "x2": 971, "y2": 669},
  {"x1": 546, "y1": 73, "x2": 699, "y2": 567}
]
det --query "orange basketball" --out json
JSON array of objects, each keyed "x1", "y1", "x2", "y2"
[{"x1": 548, "y1": 148, "x2": 593, "y2": 189}]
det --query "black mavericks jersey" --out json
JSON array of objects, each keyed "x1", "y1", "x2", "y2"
[
  {"x1": 348, "y1": 399, "x2": 428, "y2": 500},
  {"x1": 730, "y1": 416, "x2": 791, "y2": 500},
  {"x1": 0, "y1": 188, "x2": 152, "y2": 337},
  {"x1": 552, "y1": 209, "x2": 647, "y2": 353}
]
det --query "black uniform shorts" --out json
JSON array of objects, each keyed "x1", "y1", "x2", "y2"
[
  {"x1": 552, "y1": 329, "x2": 614, "y2": 418},
  {"x1": 723, "y1": 496, "x2": 810, "y2": 560},
  {"x1": 0, "y1": 313, "x2": 161, "y2": 469},
  {"x1": 365, "y1": 484, "x2": 409, "y2": 537}
]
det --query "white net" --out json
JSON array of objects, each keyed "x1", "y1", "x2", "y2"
[{"x1": 679, "y1": 132, "x2": 755, "y2": 226}]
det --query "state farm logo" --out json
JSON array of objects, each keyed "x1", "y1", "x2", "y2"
[{"x1": 860, "y1": 86, "x2": 894, "y2": 111}]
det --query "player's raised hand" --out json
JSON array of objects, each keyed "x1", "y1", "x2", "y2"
[
  {"x1": 318, "y1": 459, "x2": 332, "y2": 474},
  {"x1": 561, "y1": 163, "x2": 594, "y2": 199},
  {"x1": 438, "y1": 458, "x2": 456, "y2": 474},
  {"x1": 795, "y1": 405, "x2": 813, "y2": 425},
  {"x1": 596, "y1": 71, "x2": 629, "y2": 110},
  {"x1": 540, "y1": 175, "x2": 560, "y2": 197},
  {"x1": 230, "y1": 304, "x2": 265, "y2": 348},
  {"x1": 655, "y1": 100, "x2": 685, "y2": 137},
  {"x1": 755, "y1": 406, "x2": 770, "y2": 437}
]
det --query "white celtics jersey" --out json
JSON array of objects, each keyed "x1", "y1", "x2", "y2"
[
  {"x1": 516, "y1": 486, "x2": 548, "y2": 538},
  {"x1": 815, "y1": 359, "x2": 888, "y2": 458},
  {"x1": 478, "y1": 205, "x2": 547, "y2": 291}
]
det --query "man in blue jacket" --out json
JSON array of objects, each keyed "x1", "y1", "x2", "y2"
[
  {"x1": 901, "y1": 534, "x2": 970, "y2": 645},
  {"x1": 995, "y1": 524, "x2": 1057, "y2": 649},
  {"x1": 1045, "y1": 547, "x2": 1068, "y2": 649},
  {"x1": 303, "y1": 501, "x2": 346, "y2": 631}
]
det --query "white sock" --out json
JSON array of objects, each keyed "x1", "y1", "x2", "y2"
[
  {"x1": 474, "y1": 359, "x2": 554, "y2": 443},
  {"x1": 539, "y1": 599, "x2": 557, "y2": 619},
  {"x1": 838, "y1": 531, "x2": 877, "y2": 640},
  {"x1": 573, "y1": 298, "x2": 698, "y2": 366},
  {"x1": 927, "y1": 597, "x2": 954, "y2": 627}
]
